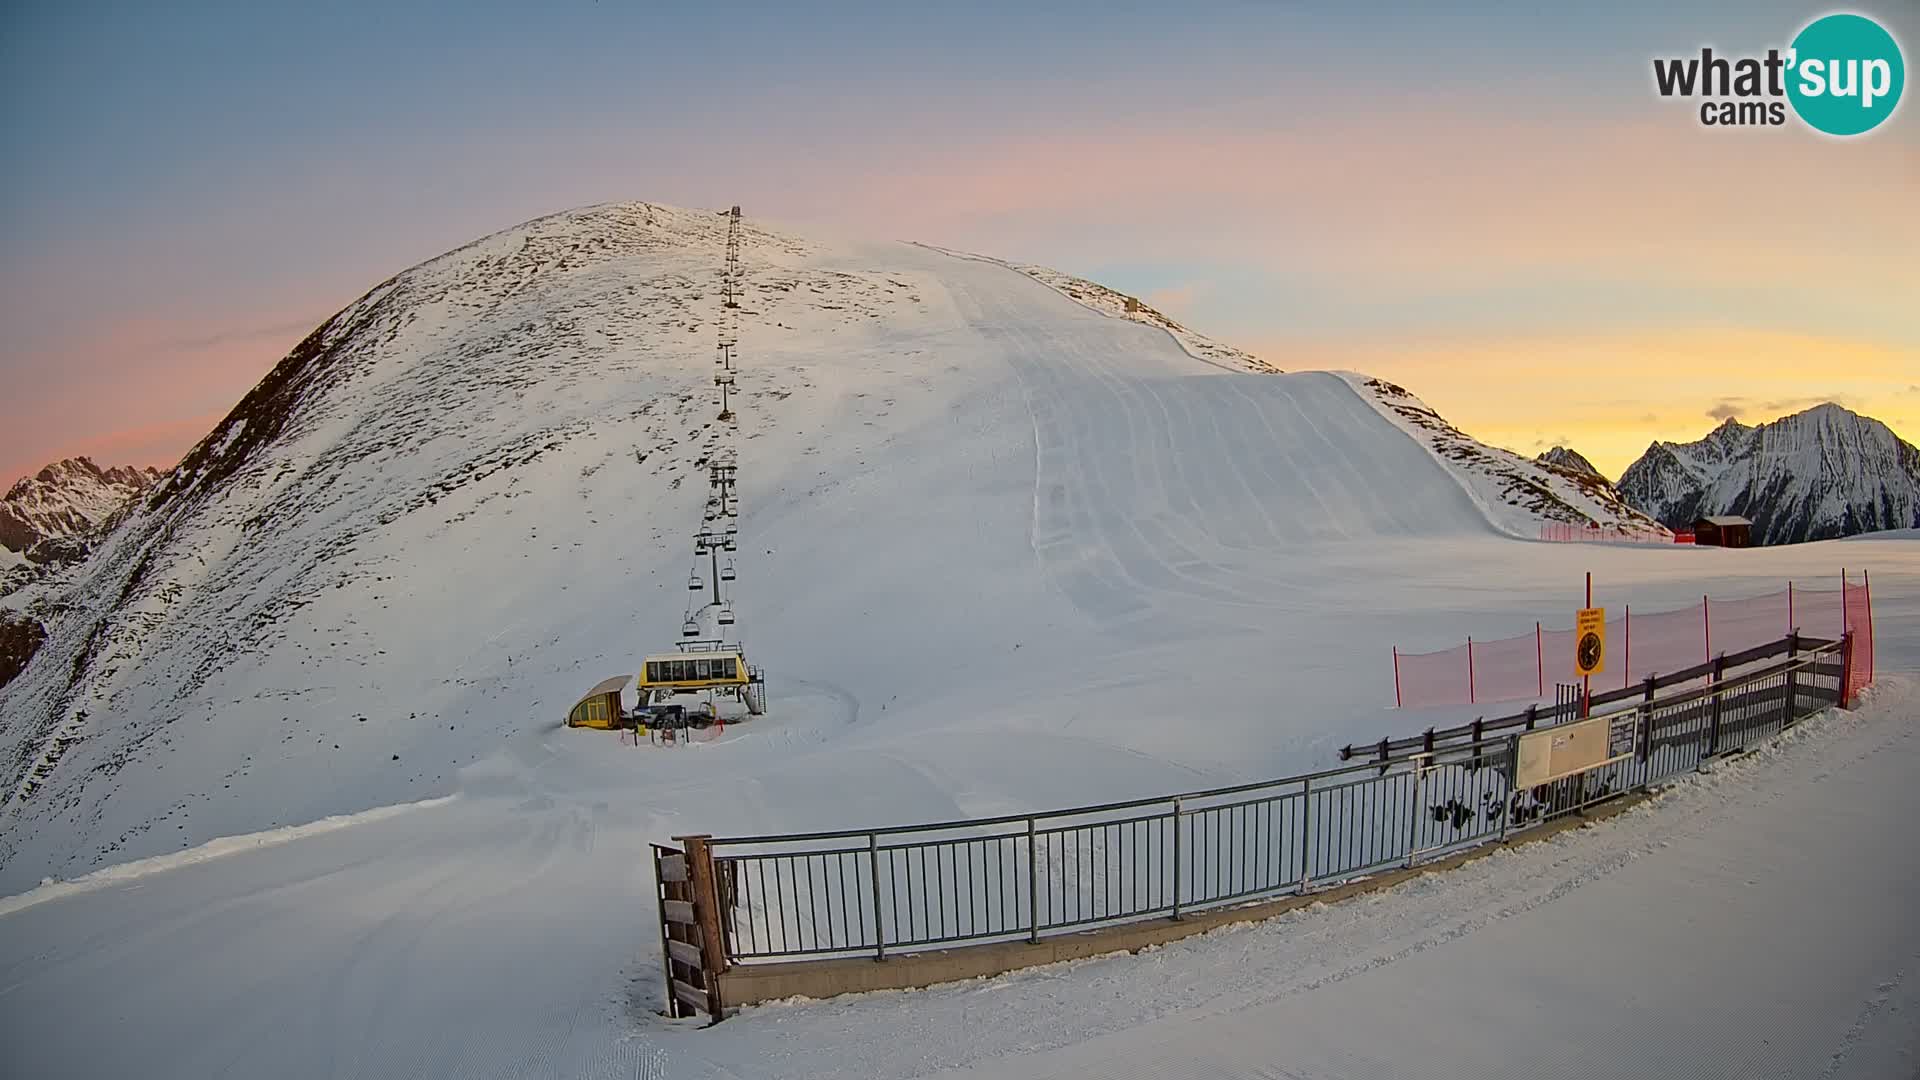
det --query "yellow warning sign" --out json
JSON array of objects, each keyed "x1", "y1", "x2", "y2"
[{"x1": 1574, "y1": 607, "x2": 1606, "y2": 676}]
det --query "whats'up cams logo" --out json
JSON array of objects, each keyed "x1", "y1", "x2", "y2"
[{"x1": 1653, "y1": 12, "x2": 1904, "y2": 135}]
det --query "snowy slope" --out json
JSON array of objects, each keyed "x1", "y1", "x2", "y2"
[
  {"x1": 0, "y1": 202, "x2": 1630, "y2": 888},
  {"x1": 1341, "y1": 375, "x2": 1670, "y2": 539},
  {"x1": 0, "y1": 199, "x2": 1914, "y2": 1078},
  {"x1": 0, "y1": 582, "x2": 1911, "y2": 1080},
  {"x1": 1620, "y1": 404, "x2": 1920, "y2": 544},
  {"x1": 918, "y1": 245, "x2": 1282, "y2": 374}
]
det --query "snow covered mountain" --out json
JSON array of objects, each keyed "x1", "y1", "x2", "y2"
[
  {"x1": 0, "y1": 458, "x2": 163, "y2": 556},
  {"x1": 917, "y1": 245, "x2": 1282, "y2": 374},
  {"x1": 1536, "y1": 445, "x2": 1602, "y2": 479},
  {"x1": 1346, "y1": 378, "x2": 1668, "y2": 538},
  {"x1": 2, "y1": 201, "x2": 1679, "y2": 888},
  {"x1": 1618, "y1": 405, "x2": 1920, "y2": 545}
]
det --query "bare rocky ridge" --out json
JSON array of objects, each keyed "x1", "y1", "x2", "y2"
[
  {"x1": 0, "y1": 458, "x2": 164, "y2": 555},
  {"x1": 1535, "y1": 446, "x2": 1602, "y2": 479},
  {"x1": 1350, "y1": 378, "x2": 1666, "y2": 536}
]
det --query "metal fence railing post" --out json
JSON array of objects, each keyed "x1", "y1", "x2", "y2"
[
  {"x1": 1405, "y1": 762, "x2": 1423, "y2": 867},
  {"x1": 868, "y1": 832, "x2": 885, "y2": 962},
  {"x1": 1783, "y1": 632, "x2": 1799, "y2": 727},
  {"x1": 1705, "y1": 654, "x2": 1726, "y2": 761},
  {"x1": 1171, "y1": 799, "x2": 1184, "y2": 920},
  {"x1": 1026, "y1": 817, "x2": 1039, "y2": 944},
  {"x1": 1500, "y1": 734, "x2": 1519, "y2": 841},
  {"x1": 1297, "y1": 779, "x2": 1312, "y2": 892}
]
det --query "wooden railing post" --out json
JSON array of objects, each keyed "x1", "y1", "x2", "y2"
[
  {"x1": 650, "y1": 846, "x2": 683, "y2": 1019},
  {"x1": 675, "y1": 834, "x2": 728, "y2": 1021}
]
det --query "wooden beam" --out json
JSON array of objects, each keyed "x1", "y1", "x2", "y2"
[
  {"x1": 673, "y1": 979, "x2": 711, "y2": 1015},
  {"x1": 666, "y1": 939, "x2": 706, "y2": 969},
  {"x1": 677, "y1": 834, "x2": 730, "y2": 1020}
]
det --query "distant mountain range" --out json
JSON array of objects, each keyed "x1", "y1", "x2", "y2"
[
  {"x1": 1617, "y1": 404, "x2": 1920, "y2": 545},
  {"x1": 1, "y1": 457, "x2": 163, "y2": 560}
]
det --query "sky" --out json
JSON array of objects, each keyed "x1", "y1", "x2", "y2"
[{"x1": 2, "y1": 0, "x2": 1916, "y2": 484}]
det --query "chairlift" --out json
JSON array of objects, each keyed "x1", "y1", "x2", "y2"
[
  {"x1": 720, "y1": 561, "x2": 736, "y2": 582},
  {"x1": 681, "y1": 618, "x2": 700, "y2": 638},
  {"x1": 688, "y1": 571, "x2": 704, "y2": 591},
  {"x1": 716, "y1": 605, "x2": 735, "y2": 627},
  {"x1": 715, "y1": 373, "x2": 735, "y2": 387}
]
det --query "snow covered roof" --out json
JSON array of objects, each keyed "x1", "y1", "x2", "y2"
[
  {"x1": 1696, "y1": 515, "x2": 1753, "y2": 527},
  {"x1": 641, "y1": 651, "x2": 742, "y2": 665},
  {"x1": 572, "y1": 676, "x2": 631, "y2": 709}
]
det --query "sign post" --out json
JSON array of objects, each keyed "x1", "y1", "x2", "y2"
[{"x1": 1574, "y1": 574, "x2": 1606, "y2": 719}]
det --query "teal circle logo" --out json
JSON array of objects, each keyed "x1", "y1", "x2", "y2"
[{"x1": 1787, "y1": 13, "x2": 1905, "y2": 135}]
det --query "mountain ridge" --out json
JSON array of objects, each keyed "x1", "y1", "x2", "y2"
[
  {"x1": 1534, "y1": 445, "x2": 1602, "y2": 479},
  {"x1": 1618, "y1": 403, "x2": 1920, "y2": 544},
  {"x1": 1, "y1": 457, "x2": 165, "y2": 556}
]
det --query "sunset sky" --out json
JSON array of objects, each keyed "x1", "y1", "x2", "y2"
[{"x1": 3, "y1": 1, "x2": 1915, "y2": 485}]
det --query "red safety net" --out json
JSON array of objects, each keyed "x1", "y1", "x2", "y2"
[
  {"x1": 1537, "y1": 523, "x2": 1671, "y2": 544},
  {"x1": 1845, "y1": 575, "x2": 1875, "y2": 701},
  {"x1": 1392, "y1": 577, "x2": 1872, "y2": 709}
]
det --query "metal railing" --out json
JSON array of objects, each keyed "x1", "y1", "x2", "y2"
[
  {"x1": 1350, "y1": 632, "x2": 1835, "y2": 763},
  {"x1": 697, "y1": 637, "x2": 1848, "y2": 966}
]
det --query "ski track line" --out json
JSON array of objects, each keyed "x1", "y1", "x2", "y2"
[
  {"x1": 973, "y1": 276, "x2": 1292, "y2": 616},
  {"x1": 1817, "y1": 956, "x2": 1913, "y2": 1079},
  {"x1": 0, "y1": 793, "x2": 458, "y2": 918}
]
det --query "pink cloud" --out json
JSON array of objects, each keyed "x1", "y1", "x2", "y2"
[{"x1": 2, "y1": 310, "x2": 319, "y2": 484}]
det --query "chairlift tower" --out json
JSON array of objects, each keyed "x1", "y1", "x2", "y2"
[{"x1": 648, "y1": 201, "x2": 763, "y2": 724}]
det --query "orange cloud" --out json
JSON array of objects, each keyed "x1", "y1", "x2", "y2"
[
  {"x1": 1265, "y1": 329, "x2": 1920, "y2": 478},
  {"x1": 830, "y1": 111, "x2": 1917, "y2": 289}
]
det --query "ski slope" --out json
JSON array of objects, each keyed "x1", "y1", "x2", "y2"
[
  {"x1": 0, "y1": 207, "x2": 1510, "y2": 885},
  {"x1": 1, "y1": 205, "x2": 1916, "y2": 1078}
]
